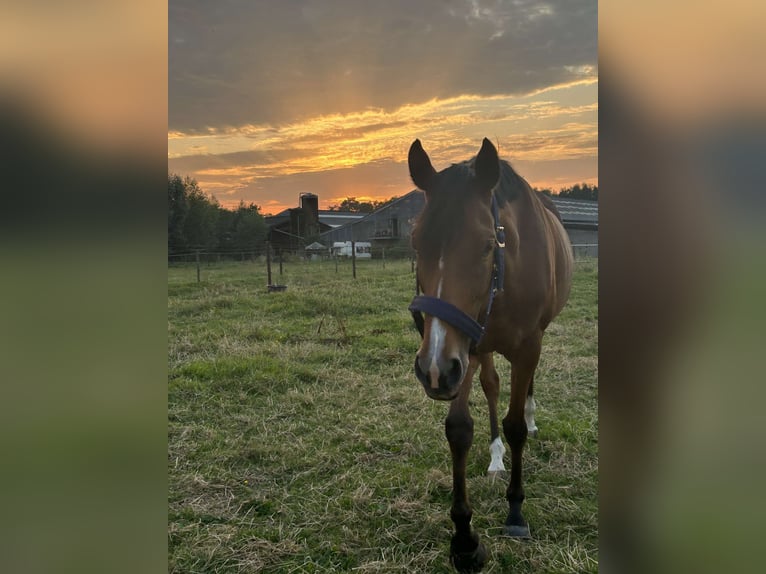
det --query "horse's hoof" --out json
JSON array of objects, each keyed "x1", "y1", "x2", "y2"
[
  {"x1": 503, "y1": 523, "x2": 531, "y2": 538},
  {"x1": 450, "y1": 532, "x2": 487, "y2": 573},
  {"x1": 450, "y1": 545, "x2": 487, "y2": 573},
  {"x1": 528, "y1": 428, "x2": 538, "y2": 438}
]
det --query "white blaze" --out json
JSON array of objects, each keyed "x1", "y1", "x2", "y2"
[
  {"x1": 428, "y1": 253, "x2": 446, "y2": 387},
  {"x1": 428, "y1": 315, "x2": 446, "y2": 389}
]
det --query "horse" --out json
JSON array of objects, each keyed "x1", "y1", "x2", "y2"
[{"x1": 407, "y1": 138, "x2": 573, "y2": 572}]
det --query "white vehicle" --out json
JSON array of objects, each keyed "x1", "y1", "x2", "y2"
[{"x1": 331, "y1": 241, "x2": 372, "y2": 259}]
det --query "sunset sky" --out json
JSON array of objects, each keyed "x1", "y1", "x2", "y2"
[{"x1": 169, "y1": 0, "x2": 597, "y2": 214}]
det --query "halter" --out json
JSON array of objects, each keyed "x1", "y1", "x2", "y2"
[{"x1": 409, "y1": 193, "x2": 506, "y2": 354}]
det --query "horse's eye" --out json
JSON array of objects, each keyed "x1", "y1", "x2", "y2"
[{"x1": 483, "y1": 241, "x2": 494, "y2": 256}]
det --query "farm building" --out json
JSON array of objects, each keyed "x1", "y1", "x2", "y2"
[
  {"x1": 319, "y1": 190, "x2": 598, "y2": 257},
  {"x1": 550, "y1": 197, "x2": 599, "y2": 257},
  {"x1": 265, "y1": 193, "x2": 364, "y2": 254},
  {"x1": 266, "y1": 190, "x2": 597, "y2": 257},
  {"x1": 318, "y1": 192, "x2": 424, "y2": 255}
]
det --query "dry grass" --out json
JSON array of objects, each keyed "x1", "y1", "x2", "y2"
[{"x1": 168, "y1": 258, "x2": 597, "y2": 573}]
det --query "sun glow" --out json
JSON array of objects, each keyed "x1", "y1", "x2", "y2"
[{"x1": 168, "y1": 79, "x2": 597, "y2": 209}]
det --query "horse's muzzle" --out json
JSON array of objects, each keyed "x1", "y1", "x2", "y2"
[{"x1": 414, "y1": 354, "x2": 465, "y2": 400}]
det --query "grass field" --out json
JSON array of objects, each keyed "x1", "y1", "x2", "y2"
[{"x1": 168, "y1": 258, "x2": 598, "y2": 573}]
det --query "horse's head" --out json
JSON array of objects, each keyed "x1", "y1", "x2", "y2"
[{"x1": 409, "y1": 138, "x2": 502, "y2": 400}]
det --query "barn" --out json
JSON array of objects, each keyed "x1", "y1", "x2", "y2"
[
  {"x1": 265, "y1": 193, "x2": 364, "y2": 254},
  {"x1": 319, "y1": 190, "x2": 598, "y2": 257},
  {"x1": 548, "y1": 197, "x2": 599, "y2": 257},
  {"x1": 318, "y1": 192, "x2": 425, "y2": 256}
]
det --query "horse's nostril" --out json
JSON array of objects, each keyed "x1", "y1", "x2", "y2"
[
  {"x1": 414, "y1": 356, "x2": 429, "y2": 385},
  {"x1": 446, "y1": 358, "x2": 463, "y2": 386}
]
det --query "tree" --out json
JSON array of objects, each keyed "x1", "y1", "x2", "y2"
[
  {"x1": 328, "y1": 195, "x2": 400, "y2": 213},
  {"x1": 168, "y1": 174, "x2": 189, "y2": 254},
  {"x1": 558, "y1": 183, "x2": 598, "y2": 201},
  {"x1": 168, "y1": 174, "x2": 270, "y2": 257},
  {"x1": 215, "y1": 206, "x2": 237, "y2": 252},
  {"x1": 372, "y1": 196, "x2": 400, "y2": 210},
  {"x1": 183, "y1": 180, "x2": 219, "y2": 250},
  {"x1": 327, "y1": 197, "x2": 373, "y2": 213},
  {"x1": 232, "y1": 202, "x2": 267, "y2": 251},
  {"x1": 167, "y1": 173, "x2": 219, "y2": 253}
]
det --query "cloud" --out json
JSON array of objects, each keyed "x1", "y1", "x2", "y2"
[
  {"x1": 206, "y1": 152, "x2": 597, "y2": 214},
  {"x1": 168, "y1": 79, "x2": 597, "y2": 212},
  {"x1": 169, "y1": 1, "x2": 597, "y2": 212},
  {"x1": 169, "y1": 0, "x2": 597, "y2": 132},
  {"x1": 169, "y1": 85, "x2": 596, "y2": 163}
]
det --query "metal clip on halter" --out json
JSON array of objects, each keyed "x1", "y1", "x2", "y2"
[{"x1": 496, "y1": 225, "x2": 505, "y2": 248}]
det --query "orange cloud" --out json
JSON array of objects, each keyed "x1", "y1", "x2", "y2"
[{"x1": 168, "y1": 79, "x2": 598, "y2": 207}]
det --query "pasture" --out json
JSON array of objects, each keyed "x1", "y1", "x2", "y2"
[{"x1": 168, "y1": 258, "x2": 598, "y2": 573}]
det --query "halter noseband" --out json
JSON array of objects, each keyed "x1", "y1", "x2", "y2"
[{"x1": 408, "y1": 194, "x2": 506, "y2": 354}]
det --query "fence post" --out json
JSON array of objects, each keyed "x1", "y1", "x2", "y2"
[
  {"x1": 382, "y1": 247, "x2": 386, "y2": 269},
  {"x1": 351, "y1": 240, "x2": 356, "y2": 279},
  {"x1": 195, "y1": 250, "x2": 201, "y2": 283},
  {"x1": 335, "y1": 255, "x2": 338, "y2": 273},
  {"x1": 279, "y1": 251, "x2": 283, "y2": 275},
  {"x1": 411, "y1": 254, "x2": 415, "y2": 273},
  {"x1": 266, "y1": 242, "x2": 272, "y2": 286}
]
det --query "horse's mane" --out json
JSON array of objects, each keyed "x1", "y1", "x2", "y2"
[
  {"x1": 494, "y1": 159, "x2": 524, "y2": 206},
  {"x1": 536, "y1": 191, "x2": 563, "y2": 222},
  {"x1": 496, "y1": 160, "x2": 563, "y2": 223},
  {"x1": 415, "y1": 156, "x2": 561, "y2": 236}
]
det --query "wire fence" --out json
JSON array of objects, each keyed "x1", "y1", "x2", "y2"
[
  {"x1": 168, "y1": 242, "x2": 597, "y2": 285},
  {"x1": 168, "y1": 244, "x2": 598, "y2": 263}
]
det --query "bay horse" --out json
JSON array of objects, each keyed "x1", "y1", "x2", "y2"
[{"x1": 408, "y1": 138, "x2": 573, "y2": 572}]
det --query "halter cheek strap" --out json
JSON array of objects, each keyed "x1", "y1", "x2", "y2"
[{"x1": 409, "y1": 193, "x2": 506, "y2": 352}]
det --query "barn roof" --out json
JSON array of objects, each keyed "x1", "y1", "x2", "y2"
[
  {"x1": 318, "y1": 190, "x2": 598, "y2": 240},
  {"x1": 318, "y1": 211, "x2": 365, "y2": 228},
  {"x1": 550, "y1": 197, "x2": 598, "y2": 228},
  {"x1": 265, "y1": 209, "x2": 363, "y2": 229}
]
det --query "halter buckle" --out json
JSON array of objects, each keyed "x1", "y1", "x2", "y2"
[{"x1": 496, "y1": 226, "x2": 506, "y2": 248}]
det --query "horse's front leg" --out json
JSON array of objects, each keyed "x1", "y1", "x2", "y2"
[
  {"x1": 446, "y1": 360, "x2": 487, "y2": 573},
  {"x1": 503, "y1": 335, "x2": 542, "y2": 538}
]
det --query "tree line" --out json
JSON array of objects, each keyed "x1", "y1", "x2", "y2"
[
  {"x1": 535, "y1": 183, "x2": 598, "y2": 201},
  {"x1": 329, "y1": 184, "x2": 598, "y2": 213},
  {"x1": 168, "y1": 174, "x2": 267, "y2": 255},
  {"x1": 168, "y1": 174, "x2": 597, "y2": 255},
  {"x1": 326, "y1": 196, "x2": 400, "y2": 213}
]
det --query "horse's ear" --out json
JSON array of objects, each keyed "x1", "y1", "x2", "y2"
[
  {"x1": 474, "y1": 138, "x2": 500, "y2": 191},
  {"x1": 408, "y1": 139, "x2": 436, "y2": 193}
]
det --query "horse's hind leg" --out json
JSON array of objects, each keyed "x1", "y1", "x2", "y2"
[
  {"x1": 479, "y1": 353, "x2": 505, "y2": 474},
  {"x1": 502, "y1": 334, "x2": 542, "y2": 538},
  {"x1": 446, "y1": 357, "x2": 487, "y2": 573},
  {"x1": 525, "y1": 375, "x2": 538, "y2": 438}
]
